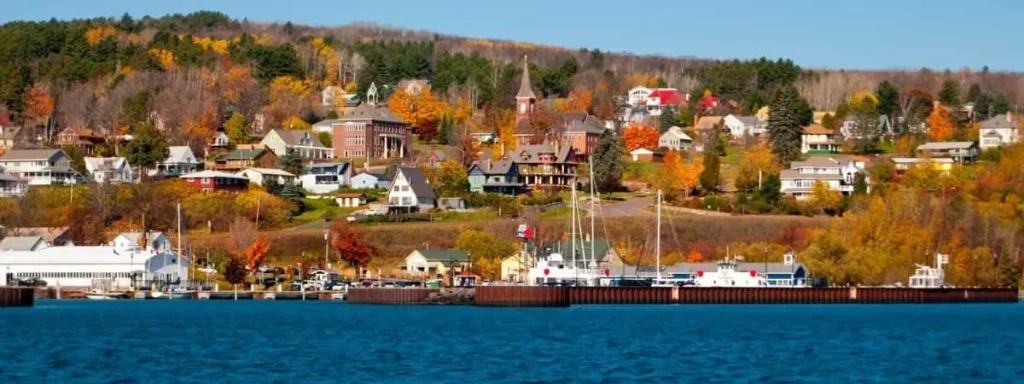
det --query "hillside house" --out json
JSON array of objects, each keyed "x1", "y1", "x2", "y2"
[
  {"x1": 180, "y1": 170, "x2": 249, "y2": 192},
  {"x1": 724, "y1": 115, "x2": 768, "y2": 138},
  {"x1": 388, "y1": 167, "x2": 436, "y2": 213},
  {"x1": 332, "y1": 84, "x2": 411, "y2": 159},
  {"x1": 0, "y1": 174, "x2": 27, "y2": 197},
  {"x1": 350, "y1": 172, "x2": 389, "y2": 190},
  {"x1": 56, "y1": 128, "x2": 106, "y2": 155},
  {"x1": 335, "y1": 193, "x2": 367, "y2": 208},
  {"x1": 0, "y1": 149, "x2": 79, "y2": 185},
  {"x1": 659, "y1": 126, "x2": 693, "y2": 151},
  {"x1": 468, "y1": 158, "x2": 524, "y2": 195},
  {"x1": 512, "y1": 144, "x2": 577, "y2": 190},
  {"x1": 213, "y1": 146, "x2": 278, "y2": 172},
  {"x1": 236, "y1": 168, "x2": 296, "y2": 186},
  {"x1": 916, "y1": 142, "x2": 978, "y2": 163},
  {"x1": 111, "y1": 232, "x2": 171, "y2": 252},
  {"x1": 780, "y1": 156, "x2": 868, "y2": 200},
  {"x1": 979, "y1": 113, "x2": 1018, "y2": 150},
  {"x1": 403, "y1": 249, "x2": 471, "y2": 279},
  {"x1": 300, "y1": 162, "x2": 351, "y2": 194},
  {"x1": 153, "y1": 146, "x2": 202, "y2": 178},
  {"x1": 261, "y1": 129, "x2": 334, "y2": 160},
  {"x1": 84, "y1": 157, "x2": 133, "y2": 184},
  {"x1": 800, "y1": 125, "x2": 840, "y2": 154}
]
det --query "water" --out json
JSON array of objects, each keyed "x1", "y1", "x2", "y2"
[{"x1": 1, "y1": 301, "x2": 1022, "y2": 383}]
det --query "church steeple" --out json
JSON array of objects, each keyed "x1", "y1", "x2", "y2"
[{"x1": 516, "y1": 55, "x2": 536, "y2": 120}]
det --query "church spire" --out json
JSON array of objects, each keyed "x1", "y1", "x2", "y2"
[{"x1": 516, "y1": 55, "x2": 536, "y2": 100}]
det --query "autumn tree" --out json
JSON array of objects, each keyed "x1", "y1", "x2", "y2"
[
  {"x1": 659, "y1": 151, "x2": 703, "y2": 198},
  {"x1": 565, "y1": 89, "x2": 592, "y2": 113},
  {"x1": 810, "y1": 180, "x2": 841, "y2": 215},
  {"x1": 927, "y1": 106, "x2": 955, "y2": 141},
  {"x1": 223, "y1": 256, "x2": 248, "y2": 297},
  {"x1": 428, "y1": 160, "x2": 469, "y2": 197},
  {"x1": 735, "y1": 144, "x2": 778, "y2": 191},
  {"x1": 224, "y1": 112, "x2": 248, "y2": 144},
  {"x1": 700, "y1": 136, "x2": 721, "y2": 192},
  {"x1": 330, "y1": 221, "x2": 378, "y2": 274},
  {"x1": 622, "y1": 123, "x2": 659, "y2": 151},
  {"x1": 455, "y1": 229, "x2": 516, "y2": 279},
  {"x1": 388, "y1": 88, "x2": 445, "y2": 142},
  {"x1": 22, "y1": 83, "x2": 54, "y2": 127}
]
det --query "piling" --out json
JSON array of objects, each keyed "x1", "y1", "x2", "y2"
[
  {"x1": 475, "y1": 286, "x2": 570, "y2": 307},
  {"x1": 346, "y1": 288, "x2": 439, "y2": 305},
  {"x1": 0, "y1": 287, "x2": 34, "y2": 307}
]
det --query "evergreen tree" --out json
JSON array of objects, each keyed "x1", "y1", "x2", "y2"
[
  {"x1": 767, "y1": 85, "x2": 805, "y2": 166},
  {"x1": 124, "y1": 122, "x2": 168, "y2": 178},
  {"x1": 700, "y1": 136, "x2": 721, "y2": 192},
  {"x1": 264, "y1": 177, "x2": 283, "y2": 195},
  {"x1": 756, "y1": 174, "x2": 782, "y2": 206},
  {"x1": 965, "y1": 84, "x2": 982, "y2": 104},
  {"x1": 438, "y1": 113, "x2": 454, "y2": 145},
  {"x1": 592, "y1": 130, "x2": 624, "y2": 192},
  {"x1": 875, "y1": 81, "x2": 899, "y2": 117},
  {"x1": 938, "y1": 79, "x2": 961, "y2": 106},
  {"x1": 279, "y1": 149, "x2": 303, "y2": 176},
  {"x1": 853, "y1": 173, "x2": 868, "y2": 195},
  {"x1": 658, "y1": 107, "x2": 676, "y2": 134}
]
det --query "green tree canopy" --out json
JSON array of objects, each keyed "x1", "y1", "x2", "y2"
[
  {"x1": 592, "y1": 129, "x2": 624, "y2": 192},
  {"x1": 767, "y1": 85, "x2": 805, "y2": 166}
]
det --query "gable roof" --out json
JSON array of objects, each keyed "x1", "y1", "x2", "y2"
[
  {"x1": 791, "y1": 156, "x2": 843, "y2": 169},
  {"x1": 470, "y1": 159, "x2": 516, "y2": 175},
  {"x1": 565, "y1": 119, "x2": 605, "y2": 134},
  {"x1": 980, "y1": 113, "x2": 1017, "y2": 130},
  {"x1": 83, "y1": 157, "x2": 128, "y2": 172},
  {"x1": 0, "y1": 149, "x2": 63, "y2": 161},
  {"x1": 0, "y1": 236, "x2": 46, "y2": 251},
  {"x1": 338, "y1": 103, "x2": 406, "y2": 124},
  {"x1": 918, "y1": 142, "x2": 976, "y2": 150},
  {"x1": 415, "y1": 249, "x2": 471, "y2": 263},
  {"x1": 166, "y1": 146, "x2": 196, "y2": 163},
  {"x1": 397, "y1": 167, "x2": 435, "y2": 199},
  {"x1": 269, "y1": 129, "x2": 326, "y2": 148},
  {"x1": 8, "y1": 227, "x2": 69, "y2": 244},
  {"x1": 647, "y1": 89, "x2": 682, "y2": 105},
  {"x1": 219, "y1": 148, "x2": 269, "y2": 161},
  {"x1": 694, "y1": 116, "x2": 723, "y2": 130},
  {"x1": 661, "y1": 126, "x2": 693, "y2": 141},
  {"x1": 802, "y1": 125, "x2": 833, "y2": 135},
  {"x1": 354, "y1": 172, "x2": 389, "y2": 181},
  {"x1": 313, "y1": 119, "x2": 339, "y2": 130},
  {"x1": 735, "y1": 116, "x2": 763, "y2": 126},
  {"x1": 514, "y1": 143, "x2": 577, "y2": 165},
  {"x1": 427, "y1": 149, "x2": 448, "y2": 161}
]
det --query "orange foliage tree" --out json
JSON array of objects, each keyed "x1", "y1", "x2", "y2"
[
  {"x1": 245, "y1": 236, "x2": 271, "y2": 272},
  {"x1": 686, "y1": 250, "x2": 704, "y2": 263},
  {"x1": 330, "y1": 221, "x2": 378, "y2": 273},
  {"x1": 927, "y1": 106, "x2": 955, "y2": 141},
  {"x1": 22, "y1": 84, "x2": 54, "y2": 124},
  {"x1": 622, "y1": 123, "x2": 659, "y2": 151},
  {"x1": 85, "y1": 26, "x2": 117, "y2": 46},
  {"x1": 388, "y1": 88, "x2": 445, "y2": 141},
  {"x1": 659, "y1": 151, "x2": 703, "y2": 198}
]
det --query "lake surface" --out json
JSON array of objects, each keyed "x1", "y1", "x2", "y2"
[{"x1": 1, "y1": 301, "x2": 1022, "y2": 383}]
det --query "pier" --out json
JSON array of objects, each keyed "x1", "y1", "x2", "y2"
[{"x1": 0, "y1": 287, "x2": 34, "y2": 307}]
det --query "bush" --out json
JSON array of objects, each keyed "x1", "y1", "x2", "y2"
[
  {"x1": 521, "y1": 192, "x2": 563, "y2": 206},
  {"x1": 980, "y1": 148, "x2": 1002, "y2": 163},
  {"x1": 702, "y1": 195, "x2": 725, "y2": 211}
]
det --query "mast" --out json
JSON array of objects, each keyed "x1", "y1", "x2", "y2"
[
  {"x1": 570, "y1": 185, "x2": 577, "y2": 273},
  {"x1": 589, "y1": 154, "x2": 596, "y2": 269},
  {"x1": 656, "y1": 189, "x2": 662, "y2": 280},
  {"x1": 177, "y1": 203, "x2": 182, "y2": 290}
]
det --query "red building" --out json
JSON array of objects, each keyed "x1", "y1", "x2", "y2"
[
  {"x1": 180, "y1": 170, "x2": 249, "y2": 192},
  {"x1": 331, "y1": 83, "x2": 411, "y2": 160}
]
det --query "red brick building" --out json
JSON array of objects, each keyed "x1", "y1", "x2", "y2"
[
  {"x1": 330, "y1": 85, "x2": 411, "y2": 160},
  {"x1": 179, "y1": 170, "x2": 249, "y2": 192}
]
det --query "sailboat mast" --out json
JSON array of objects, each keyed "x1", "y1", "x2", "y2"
[
  {"x1": 589, "y1": 155, "x2": 596, "y2": 268},
  {"x1": 570, "y1": 185, "x2": 577, "y2": 271},
  {"x1": 177, "y1": 203, "x2": 182, "y2": 284},
  {"x1": 656, "y1": 189, "x2": 662, "y2": 280}
]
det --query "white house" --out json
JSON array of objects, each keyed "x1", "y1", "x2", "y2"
[
  {"x1": 153, "y1": 146, "x2": 202, "y2": 178},
  {"x1": 236, "y1": 168, "x2": 296, "y2": 186},
  {"x1": 210, "y1": 132, "x2": 230, "y2": 148},
  {"x1": 350, "y1": 172, "x2": 389, "y2": 190},
  {"x1": 917, "y1": 142, "x2": 979, "y2": 163},
  {"x1": 0, "y1": 173, "x2": 28, "y2": 197},
  {"x1": 801, "y1": 125, "x2": 840, "y2": 154},
  {"x1": 335, "y1": 193, "x2": 367, "y2": 208},
  {"x1": 261, "y1": 129, "x2": 334, "y2": 160},
  {"x1": 978, "y1": 113, "x2": 1018, "y2": 150},
  {"x1": 0, "y1": 245, "x2": 188, "y2": 288},
  {"x1": 0, "y1": 149, "x2": 79, "y2": 185},
  {"x1": 322, "y1": 86, "x2": 343, "y2": 108},
  {"x1": 300, "y1": 162, "x2": 351, "y2": 194},
  {"x1": 84, "y1": 157, "x2": 134, "y2": 184},
  {"x1": 780, "y1": 156, "x2": 867, "y2": 200},
  {"x1": 111, "y1": 232, "x2": 172, "y2": 253},
  {"x1": 630, "y1": 148, "x2": 663, "y2": 163},
  {"x1": 388, "y1": 167, "x2": 436, "y2": 212},
  {"x1": 627, "y1": 86, "x2": 653, "y2": 107},
  {"x1": 724, "y1": 114, "x2": 768, "y2": 138},
  {"x1": 659, "y1": 126, "x2": 693, "y2": 151},
  {"x1": 312, "y1": 119, "x2": 339, "y2": 134},
  {"x1": 0, "y1": 236, "x2": 49, "y2": 251}
]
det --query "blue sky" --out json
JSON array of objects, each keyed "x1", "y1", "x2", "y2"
[{"x1": 5, "y1": 0, "x2": 1023, "y2": 71}]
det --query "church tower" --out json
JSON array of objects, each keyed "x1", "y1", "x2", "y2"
[{"x1": 515, "y1": 55, "x2": 537, "y2": 122}]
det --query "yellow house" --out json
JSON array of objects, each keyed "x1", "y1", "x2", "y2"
[
  {"x1": 500, "y1": 251, "x2": 535, "y2": 283},
  {"x1": 403, "y1": 249, "x2": 471, "y2": 280}
]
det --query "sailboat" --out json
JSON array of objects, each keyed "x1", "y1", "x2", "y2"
[
  {"x1": 527, "y1": 157, "x2": 603, "y2": 286},
  {"x1": 150, "y1": 203, "x2": 193, "y2": 300}
]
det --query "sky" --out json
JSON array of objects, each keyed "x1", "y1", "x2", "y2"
[{"x1": 4, "y1": 0, "x2": 1024, "y2": 71}]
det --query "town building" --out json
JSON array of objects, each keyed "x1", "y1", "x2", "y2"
[
  {"x1": 402, "y1": 249, "x2": 470, "y2": 279},
  {"x1": 0, "y1": 236, "x2": 49, "y2": 251},
  {"x1": 153, "y1": 146, "x2": 202, "y2": 178},
  {"x1": 55, "y1": 128, "x2": 106, "y2": 154},
  {"x1": 0, "y1": 244, "x2": 188, "y2": 288},
  {"x1": 236, "y1": 168, "x2": 296, "y2": 186},
  {"x1": 388, "y1": 167, "x2": 436, "y2": 212},
  {"x1": 800, "y1": 125, "x2": 840, "y2": 154},
  {"x1": 180, "y1": 170, "x2": 249, "y2": 192},
  {"x1": 84, "y1": 157, "x2": 133, "y2": 184},
  {"x1": 659, "y1": 126, "x2": 693, "y2": 151},
  {"x1": 512, "y1": 144, "x2": 577, "y2": 190},
  {"x1": 300, "y1": 162, "x2": 351, "y2": 194},
  {"x1": 780, "y1": 156, "x2": 868, "y2": 200},
  {"x1": 0, "y1": 149, "x2": 79, "y2": 185},
  {"x1": 210, "y1": 132, "x2": 230, "y2": 148},
  {"x1": 424, "y1": 149, "x2": 447, "y2": 168},
  {"x1": 500, "y1": 250, "x2": 536, "y2": 283},
  {"x1": 916, "y1": 142, "x2": 978, "y2": 163},
  {"x1": 261, "y1": 129, "x2": 334, "y2": 160},
  {"x1": 630, "y1": 148, "x2": 663, "y2": 163},
  {"x1": 978, "y1": 113, "x2": 1018, "y2": 150},
  {"x1": 350, "y1": 172, "x2": 389, "y2": 190},
  {"x1": 724, "y1": 114, "x2": 768, "y2": 138},
  {"x1": 335, "y1": 193, "x2": 367, "y2": 208},
  {"x1": 111, "y1": 232, "x2": 171, "y2": 253},
  {"x1": 563, "y1": 118, "x2": 604, "y2": 159},
  {"x1": 213, "y1": 146, "x2": 278, "y2": 172},
  {"x1": 312, "y1": 119, "x2": 339, "y2": 134},
  {"x1": 0, "y1": 173, "x2": 27, "y2": 197},
  {"x1": 332, "y1": 84, "x2": 411, "y2": 159},
  {"x1": 468, "y1": 158, "x2": 524, "y2": 195}
]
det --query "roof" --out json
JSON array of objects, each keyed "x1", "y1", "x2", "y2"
[
  {"x1": 565, "y1": 120, "x2": 605, "y2": 134},
  {"x1": 414, "y1": 249, "x2": 471, "y2": 263},
  {"x1": 917, "y1": 142, "x2": 976, "y2": 150},
  {"x1": 0, "y1": 236, "x2": 46, "y2": 251},
  {"x1": 338, "y1": 103, "x2": 406, "y2": 124},
  {"x1": 647, "y1": 89, "x2": 682, "y2": 105},
  {"x1": 180, "y1": 170, "x2": 249, "y2": 180},
  {"x1": 0, "y1": 174, "x2": 26, "y2": 183},
  {"x1": 661, "y1": 126, "x2": 693, "y2": 141},
  {"x1": 354, "y1": 172, "x2": 388, "y2": 181},
  {"x1": 0, "y1": 149, "x2": 62, "y2": 161},
  {"x1": 780, "y1": 169, "x2": 845, "y2": 181},
  {"x1": 890, "y1": 157, "x2": 955, "y2": 164},
  {"x1": 240, "y1": 168, "x2": 295, "y2": 177},
  {"x1": 115, "y1": 232, "x2": 166, "y2": 247},
  {"x1": 694, "y1": 116, "x2": 723, "y2": 130},
  {"x1": 427, "y1": 149, "x2": 448, "y2": 161},
  {"x1": 269, "y1": 129, "x2": 326, "y2": 148},
  {"x1": 514, "y1": 144, "x2": 577, "y2": 165},
  {"x1": 516, "y1": 56, "x2": 537, "y2": 99},
  {"x1": 166, "y1": 146, "x2": 196, "y2": 163},
  {"x1": 58, "y1": 127, "x2": 106, "y2": 138},
  {"x1": 791, "y1": 156, "x2": 843, "y2": 169},
  {"x1": 660, "y1": 262, "x2": 807, "y2": 275},
  {"x1": 7, "y1": 227, "x2": 69, "y2": 243},
  {"x1": 335, "y1": 193, "x2": 367, "y2": 198},
  {"x1": 219, "y1": 148, "x2": 269, "y2": 161},
  {"x1": 312, "y1": 119, "x2": 339, "y2": 129},
  {"x1": 470, "y1": 159, "x2": 516, "y2": 175},
  {"x1": 515, "y1": 118, "x2": 533, "y2": 135},
  {"x1": 980, "y1": 114, "x2": 1017, "y2": 130},
  {"x1": 0, "y1": 246, "x2": 176, "y2": 266},
  {"x1": 83, "y1": 157, "x2": 128, "y2": 172},
  {"x1": 802, "y1": 125, "x2": 833, "y2": 135},
  {"x1": 397, "y1": 167, "x2": 436, "y2": 199},
  {"x1": 735, "y1": 116, "x2": 763, "y2": 126},
  {"x1": 541, "y1": 239, "x2": 613, "y2": 261}
]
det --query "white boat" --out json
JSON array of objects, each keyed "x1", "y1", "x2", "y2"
[
  {"x1": 691, "y1": 257, "x2": 770, "y2": 287},
  {"x1": 85, "y1": 289, "x2": 129, "y2": 300},
  {"x1": 149, "y1": 288, "x2": 193, "y2": 300}
]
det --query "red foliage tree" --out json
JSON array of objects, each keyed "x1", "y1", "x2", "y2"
[{"x1": 330, "y1": 221, "x2": 377, "y2": 269}]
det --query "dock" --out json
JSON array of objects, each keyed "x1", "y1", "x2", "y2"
[{"x1": 0, "y1": 287, "x2": 34, "y2": 307}]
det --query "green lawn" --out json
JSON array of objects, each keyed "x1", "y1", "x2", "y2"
[{"x1": 291, "y1": 198, "x2": 358, "y2": 225}]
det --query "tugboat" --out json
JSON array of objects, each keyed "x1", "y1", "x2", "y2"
[{"x1": 691, "y1": 256, "x2": 769, "y2": 287}]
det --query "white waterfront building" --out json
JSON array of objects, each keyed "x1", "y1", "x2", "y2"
[{"x1": 0, "y1": 244, "x2": 189, "y2": 288}]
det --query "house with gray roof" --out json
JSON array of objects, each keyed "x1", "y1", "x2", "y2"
[
  {"x1": 350, "y1": 172, "x2": 389, "y2": 190},
  {"x1": 0, "y1": 149, "x2": 80, "y2": 185},
  {"x1": 978, "y1": 113, "x2": 1018, "y2": 150},
  {"x1": 213, "y1": 146, "x2": 277, "y2": 172},
  {"x1": 916, "y1": 141, "x2": 978, "y2": 163},
  {"x1": 300, "y1": 162, "x2": 351, "y2": 194},
  {"x1": 780, "y1": 156, "x2": 868, "y2": 200},
  {"x1": 387, "y1": 167, "x2": 436, "y2": 212},
  {"x1": 468, "y1": 158, "x2": 524, "y2": 195},
  {"x1": 84, "y1": 157, "x2": 134, "y2": 184},
  {"x1": 512, "y1": 143, "x2": 578, "y2": 190},
  {"x1": 153, "y1": 146, "x2": 202, "y2": 178},
  {"x1": 261, "y1": 129, "x2": 334, "y2": 160},
  {"x1": 724, "y1": 114, "x2": 767, "y2": 138},
  {"x1": 403, "y1": 249, "x2": 471, "y2": 279},
  {"x1": 0, "y1": 173, "x2": 28, "y2": 197},
  {"x1": 0, "y1": 236, "x2": 48, "y2": 251}
]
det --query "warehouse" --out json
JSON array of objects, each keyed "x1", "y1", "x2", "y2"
[{"x1": 0, "y1": 245, "x2": 189, "y2": 288}]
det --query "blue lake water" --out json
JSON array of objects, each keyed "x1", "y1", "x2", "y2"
[{"x1": 1, "y1": 301, "x2": 1022, "y2": 383}]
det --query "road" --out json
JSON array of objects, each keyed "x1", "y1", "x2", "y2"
[{"x1": 587, "y1": 196, "x2": 654, "y2": 218}]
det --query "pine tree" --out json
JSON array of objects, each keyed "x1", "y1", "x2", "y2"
[
  {"x1": 279, "y1": 149, "x2": 303, "y2": 176},
  {"x1": 767, "y1": 85, "x2": 805, "y2": 166},
  {"x1": 700, "y1": 135, "x2": 721, "y2": 192},
  {"x1": 938, "y1": 80, "x2": 961, "y2": 107},
  {"x1": 592, "y1": 129, "x2": 624, "y2": 192},
  {"x1": 659, "y1": 107, "x2": 676, "y2": 134},
  {"x1": 124, "y1": 122, "x2": 168, "y2": 179},
  {"x1": 875, "y1": 81, "x2": 899, "y2": 117}
]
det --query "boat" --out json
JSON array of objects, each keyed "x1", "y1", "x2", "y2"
[
  {"x1": 85, "y1": 289, "x2": 130, "y2": 300},
  {"x1": 909, "y1": 253, "x2": 949, "y2": 288},
  {"x1": 690, "y1": 256, "x2": 770, "y2": 287},
  {"x1": 149, "y1": 288, "x2": 193, "y2": 300}
]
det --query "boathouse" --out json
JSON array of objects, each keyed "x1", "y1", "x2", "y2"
[{"x1": 0, "y1": 245, "x2": 189, "y2": 289}]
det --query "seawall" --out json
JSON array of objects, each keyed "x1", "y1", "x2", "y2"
[{"x1": 0, "y1": 287, "x2": 35, "y2": 307}]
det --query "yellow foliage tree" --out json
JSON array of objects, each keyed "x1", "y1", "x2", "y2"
[
  {"x1": 148, "y1": 48, "x2": 176, "y2": 70},
  {"x1": 810, "y1": 180, "x2": 841, "y2": 215},
  {"x1": 281, "y1": 116, "x2": 311, "y2": 130},
  {"x1": 658, "y1": 151, "x2": 703, "y2": 198},
  {"x1": 496, "y1": 109, "x2": 517, "y2": 156},
  {"x1": 85, "y1": 26, "x2": 117, "y2": 46}
]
